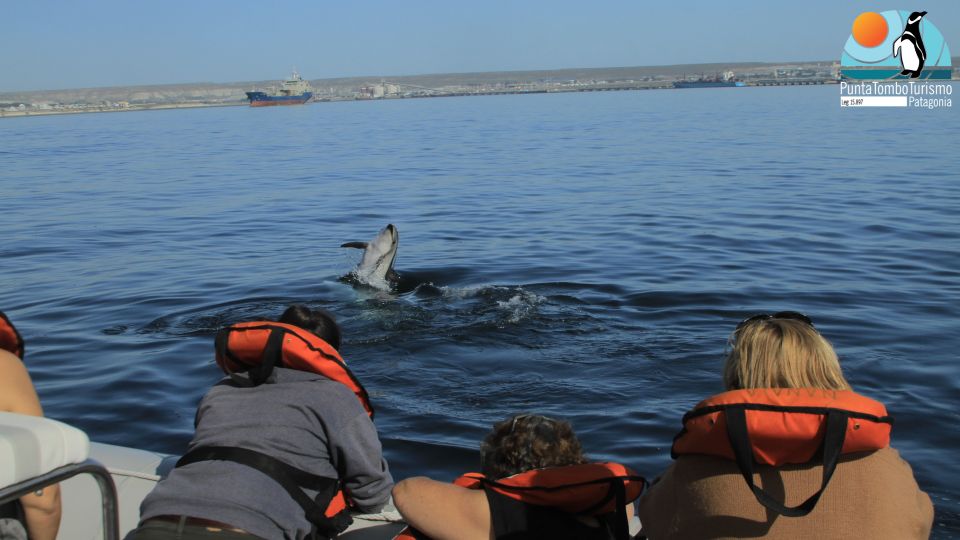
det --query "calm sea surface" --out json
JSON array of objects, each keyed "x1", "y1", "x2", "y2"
[{"x1": 1, "y1": 86, "x2": 958, "y2": 535}]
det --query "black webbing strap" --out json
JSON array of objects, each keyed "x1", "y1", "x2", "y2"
[
  {"x1": 611, "y1": 479, "x2": 629, "y2": 540},
  {"x1": 725, "y1": 406, "x2": 848, "y2": 517},
  {"x1": 0, "y1": 499, "x2": 25, "y2": 522},
  {"x1": 249, "y1": 328, "x2": 285, "y2": 385},
  {"x1": 176, "y1": 446, "x2": 352, "y2": 538},
  {"x1": 214, "y1": 326, "x2": 285, "y2": 386},
  {"x1": 574, "y1": 478, "x2": 631, "y2": 540},
  {"x1": 483, "y1": 475, "x2": 639, "y2": 540}
]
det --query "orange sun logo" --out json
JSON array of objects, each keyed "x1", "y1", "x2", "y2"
[{"x1": 852, "y1": 12, "x2": 889, "y2": 48}]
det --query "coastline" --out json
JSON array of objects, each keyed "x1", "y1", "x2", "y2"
[
  {"x1": 0, "y1": 78, "x2": 842, "y2": 119},
  {"x1": 5, "y1": 58, "x2": 958, "y2": 120},
  {"x1": 0, "y1": 101, "x2": 242, "y2": 118},
  {"x1": 1, "y1": 60, "x2": 854, "y2": 119}
]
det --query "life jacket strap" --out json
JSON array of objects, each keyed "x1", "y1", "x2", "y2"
[
  {"x1": 473, "y1": 473, "x2": 644, "y2": 540},
  {"x1": 251, "y1": 327, "x2": 284, "y2": 385},
  {"x1": 175, "y1": 446, "x2": 353, "y2": 538},
  {"x1": 0, "y1": 499, "x2": 26, "y2": 524},
  {"x1": 725, "y1": 406, "x2": 847, "y2": 517},
  {"x1": 215, "y1": 326, "x2": 286, "y2": 386},
  {"x1": 612, "y1": 479, "x2": 628, "y2": 540}
]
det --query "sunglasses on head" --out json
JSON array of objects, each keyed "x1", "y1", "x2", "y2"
[
  {"x1": 481, "y1": 414, "x2": 560, "y2": 468},
  {"x1": 509, "y1": 414, "x2": 557, "y2": 433},
  {"x1": 735, "y1": 311, "x2": 814, "y2": 332}
]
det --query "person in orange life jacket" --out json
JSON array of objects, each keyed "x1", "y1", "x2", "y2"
[
  {"x1": 131, "y1": 305, "x2": 393, "y2": 540},
  {"x1": 637, "y1": 312, "x2": 933, "y2": 539},
  {"x1": 392, "y1": 413, "x2": 643, "y2": 540},
  {"x1": 0, "y1": 311, "x2": 62, "y2": 540}
]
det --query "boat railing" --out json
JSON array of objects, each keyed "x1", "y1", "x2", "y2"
[
  {"x1": 0, "y1": 460, "x2": 120, "y2": 540},
  {"x1": 0, "y1": 412, "x2": 120, "y2": 540}
]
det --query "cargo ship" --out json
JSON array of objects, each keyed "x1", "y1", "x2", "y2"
[{"x1": 245, "y1": 70, "x2": 313, "y2": 106}]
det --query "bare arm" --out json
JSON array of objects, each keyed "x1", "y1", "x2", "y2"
[
  {"x1": 392, "y1": 477, "x2": 492, "y2": 540},
  {"x1": 0, "y1": 350, "x2": 62, "y2": 540},
  {"x1": 0, "y1": 350, "x2": 43, "y2": 415},
  {"x1": 20, "y1": 488, "x2": 61, "y2": 540}
]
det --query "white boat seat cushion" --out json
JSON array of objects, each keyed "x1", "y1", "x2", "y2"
[{"x1": 0, "y1": 412, "x2": 89, "y2": 489}]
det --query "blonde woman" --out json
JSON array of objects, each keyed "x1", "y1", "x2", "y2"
[{"x1": 638, "y1": 312, "x2": 933, "y2": 539}]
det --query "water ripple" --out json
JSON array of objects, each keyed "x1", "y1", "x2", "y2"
[{"x1": 1, "y1": 87, "x2": 958, "y2": 535}]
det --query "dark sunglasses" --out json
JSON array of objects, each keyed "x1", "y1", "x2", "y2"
[{"x1": 735, "y1": 311, "x2": 814, "y2": 332}]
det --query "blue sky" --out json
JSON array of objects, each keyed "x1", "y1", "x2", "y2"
[{"x1": 2, "y1": 0, "x2": 958, "y2": 92}]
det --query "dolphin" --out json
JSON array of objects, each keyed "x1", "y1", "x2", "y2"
[{"x1": 341, "y1": 224, "x2": 400, "y2": 289}]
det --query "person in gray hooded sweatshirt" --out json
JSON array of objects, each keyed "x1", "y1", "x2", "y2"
[{"x1": 130, "y1": 305, "x2": 393, "y2": 540}]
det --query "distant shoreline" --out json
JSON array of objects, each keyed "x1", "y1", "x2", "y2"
[
  {"x1": 3, "y1": 57, "x2": 956, "y2": 119},
  {"x1": 1, "y1": 79, "x2": 841, "y2": 119},
  {"x1": 0, "y1": 101, "x2": 240, "y2": 118}
]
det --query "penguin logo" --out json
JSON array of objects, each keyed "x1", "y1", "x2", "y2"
[
  {"x1": 841, "y1": 10, "x2": 950, "y2": 81},
  {"x1": 893, "y1": 11, "x2": 928, "y2": 78}
]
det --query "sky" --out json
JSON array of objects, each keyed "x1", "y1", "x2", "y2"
[{"x1": 2, "y1": 0, "x2": 958, "y2": 92}]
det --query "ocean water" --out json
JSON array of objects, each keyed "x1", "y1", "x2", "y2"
[{"x1": 1, "y1": 86, "x2": 958, "y2": 535}]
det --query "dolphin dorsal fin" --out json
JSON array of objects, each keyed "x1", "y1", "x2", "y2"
[{"x1": 341, "y1": 242, "x2": 369, "y2": 249}]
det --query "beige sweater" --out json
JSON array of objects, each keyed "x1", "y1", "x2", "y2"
[{"x1": 638, "y1": 447, "x2": 932, "y2": 539}]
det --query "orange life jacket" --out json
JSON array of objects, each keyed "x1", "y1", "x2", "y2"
[
  {"x1": 215, "y1": 321, "x2": 373, "y2": 418},
  {"x1": 0, "y1": 311, "x2": 24, "y2": 359},
  {"x1": 395, "y1": 463, "x2": 645, "y2": 540},
  {"x1": 454, "y1": 462, "x2": 645, "y2": 515},
  {"x1": 671, "y1": 388, "x2": 893, "y2": 517}
]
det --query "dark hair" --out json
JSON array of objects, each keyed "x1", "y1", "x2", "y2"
[
  {"x1": 278, "y1": 304, "x2": 342, "y2": 351},
  {"x1": 480, "y1": 414, "x2": 588, "y2": 479}
]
